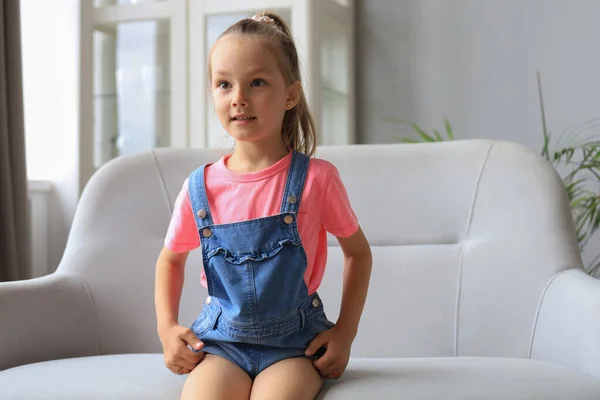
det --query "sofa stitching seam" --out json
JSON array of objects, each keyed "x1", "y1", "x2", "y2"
[
  {"x1": 151, "y1": 150, "x2": 173, "y2": 214},
  {"x1": 528, "y1": 269, "x2": 570, "y2": 358},
  {"x1": 454, "y1": 141, "x2": 494, "y2": 356},
  {"x1": 76, "y1": 274, "x2": 104, "y2": 355}
]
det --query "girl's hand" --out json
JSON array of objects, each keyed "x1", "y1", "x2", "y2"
[
  {"x1": 305, "y1": 326, "x2": 353, "y2": 379},
  {"x1": 158, "y1": 324, "x2": 205, "y2": 375}
]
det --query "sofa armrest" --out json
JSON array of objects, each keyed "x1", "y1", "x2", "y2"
[
  {"x1": 0, "y1": 273, "x2": 102, "y2": 371},
  {"x1": 530, "y1": 268, "x2": 600, "y2": 379}
]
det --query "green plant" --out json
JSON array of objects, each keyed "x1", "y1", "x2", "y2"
[
  {"x1": 385, "y1": 117, "x2": 455, "y2": 143},
  {"x1": 393, "y1": 73, "x2": 600, "y2": 276},
  {"x1": 537, "y1": 71, "x2": 600, "y2": 276}
]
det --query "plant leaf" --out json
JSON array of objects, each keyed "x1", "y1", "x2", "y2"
[
  {"x1": 399, "y1": 138, "x2": 420, "y2": 144},
  {"x1": 538, "y1": 71, "x2": 550, "y2": 160},
  {"x1": 444, "y1": 118, "x2": 454, "y2": 140},
  {"x1": 411, "y1": 123, "x2": 436, "y2": 142},
  {"x1": 587, "y1": 252, "x2": 600, "y2": 277}
]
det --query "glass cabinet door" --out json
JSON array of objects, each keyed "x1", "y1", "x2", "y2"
[
  {"x1": 94, "y1": 20, "x2": 170, "y2": 166},
  {"x1": 315, "y1": 0, "x2": 354, "y2": 145},
  {"x1": 83, "y1": 0, "x2": 186, "y2": 172}
]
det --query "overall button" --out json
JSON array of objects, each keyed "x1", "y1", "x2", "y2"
[
  {"x1": 205, "y1": 296, "x2": 212, "y2": 305},
  {"x1": 312, "y1": 298, "x2": 320, "y2": 308},
  {"x1": 284, "y1": 215, "x2": 294, "y2": 224},
  {"x1": 287, "y1": 195, "x2": 297, "y2": 204},
  {"x1": 202, "y1": 228, "x2": 212, "y2": 238},
  {"x1": 197, "y1": 209, "x2": 207, "y2": 218}
]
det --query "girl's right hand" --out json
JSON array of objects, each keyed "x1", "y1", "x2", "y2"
[{"x1": 159, "y1": 324, "x2": 206, "y2": 375}]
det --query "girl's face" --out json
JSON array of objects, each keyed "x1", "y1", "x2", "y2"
[{"x1": 210, "y1": 35, "x2": 299, "y2": 146}]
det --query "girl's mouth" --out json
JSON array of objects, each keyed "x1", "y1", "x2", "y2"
[{"x1": 231, "y1": 116, "x2": 256, "y2": 125}]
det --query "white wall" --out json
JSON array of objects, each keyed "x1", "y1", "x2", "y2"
[
  {"x1": 356, "y1": 0, "x2": 600, "y2": 268},
  {"x1": 21, "y1": 0, "x2": 80, "y2": 271},
  {"x1": 357, "y1": 0, "x2": 600, "y2": 148}
]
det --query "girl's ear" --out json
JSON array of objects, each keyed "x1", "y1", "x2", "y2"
[{"x1": 285, "y1": 81, "x2": 302, "y2": 110}]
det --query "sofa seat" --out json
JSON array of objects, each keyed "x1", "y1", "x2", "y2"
[{"x1": 2, "y1": 354, "x2": 599, "y2": 399}]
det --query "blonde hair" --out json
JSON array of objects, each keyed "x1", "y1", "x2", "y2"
[{"x1": 208, "y1": 11, "x2": 317, "y2": 157}]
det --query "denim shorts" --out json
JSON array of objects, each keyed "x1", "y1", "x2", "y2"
[{"x1": 191, "y1": 292, "x2": 333, "y2": 378}]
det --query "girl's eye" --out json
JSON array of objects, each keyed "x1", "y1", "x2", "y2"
[
  {"x1": 218, "y1": 81, "x2": 231, "y2": 89},
  {"x1": 251, "y1": 79, "x2": 266, "y2": 87}
]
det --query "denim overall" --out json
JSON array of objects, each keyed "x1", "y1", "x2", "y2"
[{"x1": 188, "y1": 151, "x2": 334, "y2": 378}]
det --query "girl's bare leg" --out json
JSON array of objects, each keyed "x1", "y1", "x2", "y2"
[
  {"x1": 181, "y1": 354, "x2": 252, "y2": 400},
  {"x1": 249, "y1": 357, "x2": 324, "y2": 400}
]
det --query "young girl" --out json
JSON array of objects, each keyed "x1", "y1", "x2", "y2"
[{"x1": 155, "y1": 11, "x2": 372, "y2": 400}]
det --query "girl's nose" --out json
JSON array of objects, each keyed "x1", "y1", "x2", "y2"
[{"x1": 232, "y1": 88, "x2": 248, "y2": 107}]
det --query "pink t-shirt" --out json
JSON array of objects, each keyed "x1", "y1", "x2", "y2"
[{"x1": 164, "y1": 151, "x2": 358, "y2": 294}]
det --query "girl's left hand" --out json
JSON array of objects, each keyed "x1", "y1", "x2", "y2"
[{"x1": 305, "y1": 326, "x2": 353, "y2": 379}]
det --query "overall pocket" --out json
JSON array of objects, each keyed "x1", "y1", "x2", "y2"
[
  {"x1": 190, "y1": 300, "x2": 222, "y2": 336},
  {"x1": 304, "y1": 309, "x2": 335, "y2": 336}
]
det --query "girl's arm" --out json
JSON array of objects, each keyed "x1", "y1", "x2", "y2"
[
  {"x1": 155, "y1": 247, "x2": 204, "y2": 375},
  {"x1": 306, "y1": 225, "x2": 372, "y2": 378},
  {"x1": 155, "y1": 247, "x2": 189, "y2": 333},
  {"x1": 335, "y1": 226, "x2": 373, "y2": 339}
]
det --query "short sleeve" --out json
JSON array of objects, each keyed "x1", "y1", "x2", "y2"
[
  {"x1": 164, "y1": 179, "x2": 201, "y2": 252},
  {"x1": 321, "y1": 163, "x2": 359, "y2": 238}
]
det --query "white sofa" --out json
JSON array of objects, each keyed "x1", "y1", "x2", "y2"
[{"x1": 1, "y1": 140, "x2": 600, "y2": 399}]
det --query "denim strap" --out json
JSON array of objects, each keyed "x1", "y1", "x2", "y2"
[
  {"x1": 280, "y1": 151, "x2": 310, "y2": 214},
  {"x1": 188, "y1": 164, "x2": 214, "y2": 228}
]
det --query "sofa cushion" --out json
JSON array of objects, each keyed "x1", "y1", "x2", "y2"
[
  {"x1": 1, "y1": 354, "x2": 599, "y2": 399},
  {"x1": 0, "y1": 354, "x2": 185, "y2": 399},
  {"x1": 322, "y1": 357, "x2": 600, "y2": 399}
]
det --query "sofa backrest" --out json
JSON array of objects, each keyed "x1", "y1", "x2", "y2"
[{"x1": 58, "y1": 140, "x2": 582, "y2": 359}]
